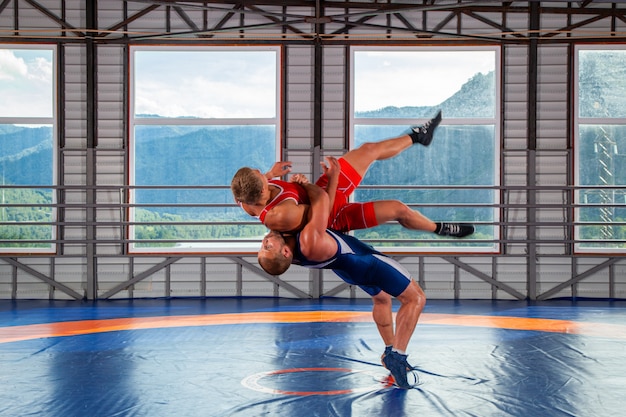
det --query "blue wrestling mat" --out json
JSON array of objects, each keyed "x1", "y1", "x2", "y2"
[{"x1": 1, "y1": 297, "x2": 625, "y2": 416}]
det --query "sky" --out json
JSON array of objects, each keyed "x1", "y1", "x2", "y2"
[
  {"x1": 353, "y1": 49, "x2": 496, "y2": 112},
  {"x1": 132, "y1": 48, "x2": 495, "y2": 117},
  {"x1": 0, "y1": 49, "x2": 53, "y2": 118},
  {"x1": 0, "y1": 47, "x2": 495, "y2": 120},
  {"x1": 133, "y1": 49, "x2": 278, "y2": 119}
]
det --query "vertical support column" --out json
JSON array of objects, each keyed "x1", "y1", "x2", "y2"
[
  {"x1": 609, "y1": 263, "x2": 615, "y2": 299},
  {"x1": 491, "y1": 257, "x2": 498, "y2": 298},
  {"x1": 165, "y1": 264, "x2": 171, "y2": 296},
  {"x1": 281, "y1": 45, "x2": 289, "y2": 162},
  {"x1": 121, "y1": 3, "x2": 130, "y2": 256},
  {"x1": 309, "y1": 0, "x2": 324, "y2": 299},
  {"x1": 11, "y1": 263, "x2": 17, "y2": 299},
  {"x1": 526, "y1": 2, "x2": 539, "y2": 300},
  {"x1": 236, "y1": 263, "x2": 243, "y2": 296},
  {"x1": 418, "y1": 257, "x2": 425, "y2": 289},
  {"x1": 57, "y1": 16, "x2": 67, "y2": 257},
  {"x1": 571, "y1": 257, "x2": 578, "y2": 299},
  {"x1": 128, "y1": 257, "x2": 134, "y2": 298},
  {"x1": 85, "y1": 0, "x2": 98, "y2": 299},
  {"x1": 200, "y1": 257, "x2": 207, "y2": 297},
  {"x1": 48, "y1": 259, "x2": 55, "y2": 299},
  {"x1": 453, "y1": 259, "x2": 460, "y2": 299}
]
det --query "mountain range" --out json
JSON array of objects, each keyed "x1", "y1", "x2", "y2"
[{"x1": 1, "y1": 70, "x2": 495, "y2": 190}]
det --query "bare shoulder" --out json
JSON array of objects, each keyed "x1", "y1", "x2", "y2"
[
  {"x1": 299, "y1": 228, "x2": 337, "y2": 261},
  {"x1": 264, "y1": 200, "x2": 308, "y2": 232}
]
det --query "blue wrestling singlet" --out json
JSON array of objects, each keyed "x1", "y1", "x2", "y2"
[{"x1": 293, "y1": 229, "x2": 412, "y2": 297}]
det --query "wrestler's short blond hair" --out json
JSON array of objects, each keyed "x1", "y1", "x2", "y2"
[{"x1": 231, "y1": 167, "x2": 264, "y2": 205}]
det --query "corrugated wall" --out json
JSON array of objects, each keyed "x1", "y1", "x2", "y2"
[{"x1": 0, "y1": 1, "x2": 625, "y2": 300}]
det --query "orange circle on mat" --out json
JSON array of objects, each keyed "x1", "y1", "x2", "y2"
[
  {"x1": 241, "y1": 367, "x2": 389, "y2": 396},
  {"x1": 3, "y1": 312, "x2": 626, "y2": 345}
]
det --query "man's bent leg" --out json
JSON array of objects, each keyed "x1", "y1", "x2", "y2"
[
  {"x1": 393, "y1": 280, "x2": 426, "y2": 352},
  {"x1": 371, "y1": 291, "x2": 395, "y2": 347},
  {"x1": 381, "y1": 280, "x2": 425, "y2": 388},
  {"x1": 371, "y1": 200, "x2": 475, "y2": 238},
  {"x1": 372, "y1": 200, "x2": 437, "y2": 233}
]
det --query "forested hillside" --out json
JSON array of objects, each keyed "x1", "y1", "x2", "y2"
[{"x1": 0, "y1": 69, "x2": 497, "y2": 246}]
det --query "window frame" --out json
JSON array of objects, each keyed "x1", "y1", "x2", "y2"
[
  {"x1": 128, "y1": 45, "x2": 282, "y2": 254},
  {"x1": 0, "y1": 44, "x2": 57, "y2": 254},
  {"x1": 349, "y1": 45, "x2": 501, "y2": 254},
  {"x1": 573, "y1": 44, "x2": 626, "y2": 254}
]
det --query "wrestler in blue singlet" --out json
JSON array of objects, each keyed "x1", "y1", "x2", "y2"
[{"x1": 292, "y1": 229, "x2": 412, "y2": 297}]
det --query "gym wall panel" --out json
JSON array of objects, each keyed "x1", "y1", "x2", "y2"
[
  {"x1": 1, "y1": 1, "x2": 625, "y2": 301},
  {"x1": 97, "y1": 45, "x2": 126, "y2": 150},
  {"x1": 537, "y1": 45, "x2": 569, "y2": 155},
  {"x1": 285, "y1": 46, "x2": 314, "y2": 153},
  {"x1": 502, "y1": 42, "x2": 530, "y2": 263},
  {"x1": 503, "y1": 44, "x2": 528, "y2": 155},
  {"x1": 321, "y1": 46, "x2": 347, "y2": 152},
  {"x1": 64, "y1": 45, "x2": 88, "y2": 150}
]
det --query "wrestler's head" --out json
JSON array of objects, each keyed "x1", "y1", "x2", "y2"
[
  {"x1": 258, "y1": 230, "x2": 292, "y2": 275},
  {"x1": 231, "y1": 167, "x2": 268, "y2": 205}
]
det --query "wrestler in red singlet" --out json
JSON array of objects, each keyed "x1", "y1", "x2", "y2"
[
  {"x1": 260, "y1": 158, "x2": 379, "y2": 232},
  {"x1": 258, "y1": 179, "x2": 309, "y2": 224}
]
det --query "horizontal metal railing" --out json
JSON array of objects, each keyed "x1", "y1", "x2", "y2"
[{"x1": 0, "y1": 183, "x2": 624, "y2": 252}]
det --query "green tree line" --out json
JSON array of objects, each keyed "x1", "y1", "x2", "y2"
[{"x1": 0, "y1": 187, "x2": 52, "y2": 247}]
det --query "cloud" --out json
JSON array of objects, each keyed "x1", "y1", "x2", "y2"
[
  {"x1": 0, "y1": 49, "x2": 53, "y2": 117},
  {"x1": 0, "y1": 49, "x2": 29, "y2": 81},
  {"x1": 136, "y1": 75, "x2": 276, "y2": 118},
  {"x1": 354, "y1": 50, "x2": 495, "y2": 111},
  {"x1": 134, "y1": 48, "x2": 496, "y2": 118},
  {"x1": 27, "y1": 57, "x2": 53, "y2": 83},
  {"x1": 134, "y1": 50, "x2": 277, "y2": 118}
]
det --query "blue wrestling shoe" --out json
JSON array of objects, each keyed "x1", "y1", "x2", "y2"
[{"x1": 382, "y1": 350, "x2": 416, "y2": 389}]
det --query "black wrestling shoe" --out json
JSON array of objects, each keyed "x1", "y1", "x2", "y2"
[
  {"x1": 410, "y1": 109, "x2": 442, "y2": 146},
  {"x1": 437, "y1": 223, "x2": 475, "y2": 238},
  {"x1": 382, "y1": 351, "x2": 416, "y2": 389},
  {"x1": 382, "y1": 346, "x2": 415, "y2": 371},
  {"x1": 381, "y1": 345, "x2": 393, "y2": 368}
]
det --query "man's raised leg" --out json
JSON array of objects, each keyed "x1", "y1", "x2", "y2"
[{"x1": 342, "y1": 110, "x2": 443, "y2": 178}]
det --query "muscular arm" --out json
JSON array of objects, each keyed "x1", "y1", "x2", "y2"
[
  {"x1": 297, "y1": 157, "x2": 341, "y2": 261},
  {"x1": 264, "y1": 157, "x2": 339, "y2": 235},
  {"x1": 297, "y1": 183, "x2": 337, "y2": 261},
  {"x1": 321, "y1": 156, "x2": 340, "y2": 214}
]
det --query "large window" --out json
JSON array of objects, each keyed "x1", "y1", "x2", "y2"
[
  {"x1": 351, "y1": 47, "x2": 500, "y2": 253},
  {"x1": 129, "y1": 46, "x2": 280, "y2": 253},
  {"x1": 575, "y1": 46, "x2": 626, "y2": 253},
  {"x1": 0, "y1": 46, "x2": 56, "y2": 253}
]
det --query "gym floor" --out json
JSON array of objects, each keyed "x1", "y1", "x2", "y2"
[{"x1": 1, "y1": 297, "x2": 625, "y2": 416}]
